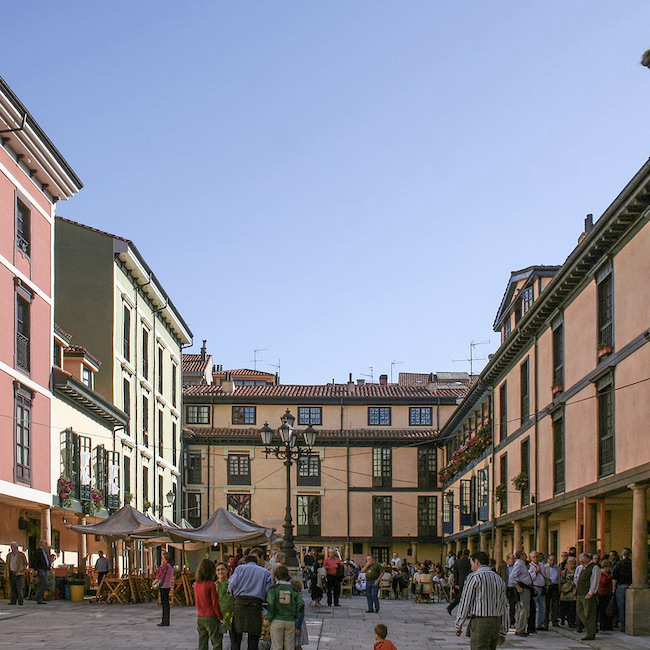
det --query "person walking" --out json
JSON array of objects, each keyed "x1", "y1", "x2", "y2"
[
  {"x1": 155, "y1": 552, "x2": 174, "y2": 627},
  {"x1": 33, "y1": 539, "x2": 51, "y2": 604},
  {"x1": 193, "y1": 558, "x2": 224, "y2": 650},
  {"x1": 454, "y1": 551, "x2": 508, "y2": 649},
  {"x1": 227, "y1": 547, "x2": 271, "y2": 650},
  {"x1": 508, "y1": 550, "x2": 532, "y2": 636},
  {"x1": 361, "y1": 555, "x2": 382, "y2": 614},
  {"x1": 575, "y1": 552, "x2": 601, "y2": 641},
  {"x1": 5, "y1": 542, "x2": 27, "y2": 606},
  {"x1": 322, "y1": 548, "x2": 342, "y2": 607},
  {"x1": 94, "y1": 550, "x2": 110, "y2": 589},
  {"x1": 266, "y1": 565, "x2": 304, "y2": 650}
]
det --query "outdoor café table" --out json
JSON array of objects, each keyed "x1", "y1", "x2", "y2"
[{"x1": 102, "y1": 576, "x2": 129, "y2": 604}]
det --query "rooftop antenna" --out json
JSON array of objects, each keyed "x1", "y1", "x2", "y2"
[
  {"x1": 390, "y1": 360, "x2": 404, "y2": 384},
  {"x1": 360, "y1": 366, "x2": 374, "y2": 383},
  {"x1": 251, "y1": 347, "x2": 268, "y2": 371},
  {"x1": 267, "y1": 358, "x2": 281, "y2": 383},
  {"x1": 451, "y1": 339, "x2": 490, "y2": 376}
]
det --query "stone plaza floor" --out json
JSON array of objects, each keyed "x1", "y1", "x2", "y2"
[{"x1": 1, "y1": 591, "x2": 650, "y2": 649}]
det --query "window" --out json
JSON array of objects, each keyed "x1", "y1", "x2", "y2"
[
  {"x1": 53, "y1": 341, "x2": 63, "y2": 368},
  {"x1": 521, "y1": 438, "x2": 530, "y2": 507},
  {"x1": 227, "y1": 454, "x2": 251, "y2": 485},
  {"x1": 16, "y1": 292, "x2": 30, "y2": 372},
  {"x1": 82, "y1": 366, "x2": 92, "y2": 388},
  {"x1": 158, "y1": 347, "x2": 163, "y2": 394},
  {"x1": 503, "y1": 318, "x2": 511, "y2": 339},
  {"x1": 477, "y1": 468, "x2": 489, "y2": 521},
  {"x1": 418, "y1": 446, "x2": 437, "y2": 489},
  {"x1": 171, "y1": 364, "x2": 177, "y2": 407},
  {"x1": 552, "y1": 411, "x2": 565, "y2": 494},
  {"x1": 95, "y1": 445, "x2": 107, "y2": 504},
  {"x1": 297, "y1": 454, "x2": 321, "y2": 486},
  {"x1": 597, "y1": 376, "x2": 615, "y2": 477},
  {"x1": 232, "y1": 406, "x2": 256, "y2": 425},
  {"x1": 158, "y1": 475, "x2": 163, "y2": 515},
  {"x1": 123, "y1": 306, "x2": 131, "y2": 361},
  {"x1": 597, "y1": 269, "x2": 613, "y2": 351},
  {"x1": 372, "y1": 496, "x2": 392, "y2": 538},
  {"x1": 297, "y1": 495, "x2": 321, "y2": 536},
  {"x1": 106, "y1": 450, "x2": 120, "y2": 509},
  {"x1": 442, "y1": 491, "x2": 453, "y2": 535},
  {"x1": 123, "y1": 378, "x2": 131, "y2": 418},
  {"x1": 60, "y1": 429, "x2": 92, "y2": 499},
  {"x1": 372, "y1": 447, "x2": 392, "y2": 488},
  {"x1": 520, "y1": 358, "x2": 530, "y2": 424},
  {"x1": 522, "y1": 286, "x2": 533, "y2": 313},
  {"x1": 552, "y1": 321, "x2": 564, "y2": 390},
  {"x1": 186, "y1": 452, "x2": 202, "y2": 484},
  {"x1": 409, "y1": 407, "x2": 432, "y2": 426},
  {"x1": 158, "y1": 410, "x2": 164, "y2": 458},
  {"x1": 368, "y1": 407, "x2": 391, "y2": 426},
  {"x1": 187, "y1": 492, "x2": 202, "y2": 527},
  {"x1": 499, "y1": 382, "x2": 508, "y2": 442},
  {"x1": 172, "y1": 422, "x2": 177, "y2": 467},
  {"x1": 15, "y1": 389, "x2": 31, "y2": 482},
  {"x1": 227, "y1": 493, "x2": 251, "y2": 520},
  {"x1": 123, "y1": 455, "x2": 131, "y2": 494},
  {"x1": 514, "y1": 300, "x2": 522, "y2": 325},
  {"x1": 16, "y1": 198, "x2": 30, "y2": 256},
  {"x1": 499, "y1": 453, "x2": 508, "y2": 515},
  {"x1": 460, "y1": 478, "x2": 476, "y2": 527},
  {"x1": 370, "y1": 546, "x2": 390, "y2": 565},
  {"x1": 298, "y1": 407, "x2": 322, "y2": 426},
  {"x1": 186, "y1": 405, "x2": 210, "y2": 424},
  {"x1": 142, "y1": 395, "x2": 149, "y2": 446},
  {"x1": 142, "y1": 327, "x2": 149, "y2": 380},
  {"x1": 418, "y1": 496, "x2": 437, "y2": 537},
  {"x1": 142, "y1": 466, "x2": 149, "y2": 506}
]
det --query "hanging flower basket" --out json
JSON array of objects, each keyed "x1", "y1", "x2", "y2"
[
  {"x1": 495, "y1": 483, "x2": 507, "y2": 503},
  {"x1": 143, "y1": 500, "x2": 152, "y2": 511},
  {"x1": 57, "y1": 475, "x2": 74, "y2": 507},
  {"x1": 438, "y1": 426, "x2": 493, "y2": 484},
  {"x1": 512, "y1": 471, "x2": 529, "y2": 491}
]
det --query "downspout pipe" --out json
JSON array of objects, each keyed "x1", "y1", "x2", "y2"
[{"x1": 533, "y1": 335, "x2": 539, "y2": 549}]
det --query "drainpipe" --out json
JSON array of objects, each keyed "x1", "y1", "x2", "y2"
[
  {"x1": 533, "y1": 335, "x2": 539, "y2": 548},
  {"x1": 342, "y1": 395, "x2": 350, "y2": 556}
]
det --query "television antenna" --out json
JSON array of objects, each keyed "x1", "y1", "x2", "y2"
[
  {"x1": 360, "y1": 366, "x2": 374, "y2": 383},
  {"x1": 267, "y1": 358, "x2": 281, "y2": 383},
  {"x1": 251, "y1": 348, "x2": 268, "y2": 370},
  {"x1": 390, "y1": 360, "x2": 404, "y2": 384},
  {"x1": 452, "y1": 340, "x2": 490, "y2": 376}
]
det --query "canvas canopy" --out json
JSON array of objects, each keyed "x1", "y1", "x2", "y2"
[
  {"x1": 66, "y1": 504, "x2": 163, "y2": 540},
  {"x1": 165, "y1": 507, "x2": 276, "y2": 545}
]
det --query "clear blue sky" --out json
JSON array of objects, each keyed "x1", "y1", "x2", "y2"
[{"x1": 4, "y1": 2, "x2": 650, "y2": 384}]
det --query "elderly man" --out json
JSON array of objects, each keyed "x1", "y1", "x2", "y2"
[
  {"x1": 322, "y1": 548, "x2": 343, "y2": 607},
  {"x1": 228, "y1": 547, "x2": 272, "y2": 650},
  {"x1": 33, "y1": 539, "x2": 51, "y2": 604},
  {"x1": 575, "y1": 552, "x2": 601, "y2": 641},
  {"x1": 529, "y1": 550, "x2": 548, "y2": 630},
  {"x1": 6, "y1": 542, "x2": 27, "y2": 605},
  {"x1": 361, "y1": 555, "x2": 382, "y2": 613},
  {"x1": 508, "y1": 550, "x2": 532, "y2": 636},
  {"x1": 454, "y1": 551, "x2": 508, "y2": 649}
]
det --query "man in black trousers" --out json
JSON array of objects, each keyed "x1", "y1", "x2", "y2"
[{"x1": 448, "y1": 548, "x2": 471, "y2": 615}]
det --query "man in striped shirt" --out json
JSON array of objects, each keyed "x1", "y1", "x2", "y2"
[{"x1": 455, "y1": 551, "x2": 508, "y2": 649}]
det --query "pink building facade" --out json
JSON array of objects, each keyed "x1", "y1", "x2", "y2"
[{"x1": 0, "y1": 76, "x2": 81, "y2": 559}]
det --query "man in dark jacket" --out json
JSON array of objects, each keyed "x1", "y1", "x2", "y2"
[
  {"x1": 448, "y1": 549, "x2": 471, "y2": 615},
  {"x1": 32, "y1": 540, "x2": 51, "y2": 604}
]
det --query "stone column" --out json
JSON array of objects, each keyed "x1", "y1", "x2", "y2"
[
  {"x1": 626, "y1": 483, "x2": 650, "y2": 636},
  {"x1": 479, "y1": 531, "x2": 489, "y2": 553},
  {"x1": 40, "y1": 507, "x2": 51, "y2": 546},
  {"x1": 456, "y1": 539, "x2": 463, "y2": 555},
  {"x1": 77, "y1": 516, "x2": 87, "y2": 572},
  {"x1": 538, "y1": 514, "x2": 548, "y2": 556},
  {"x1": 513, "y1": 521, "x2": 522, "y2": 551},
  {"x1": 411, "y1": 541, "x2": 417, "y2": 564},
  {"x1": 494, "y1": 526, "x2": 503, "y2": 563}
]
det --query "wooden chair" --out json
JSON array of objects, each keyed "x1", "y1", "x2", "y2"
[
  {"x1": 379, "y1": 573, "x2": 392, "y2": 599},
  {"x1": 417, "y1": 573, "x2": 434, "y2": 603},
  {"x1": 340, "y1": 577, "x2": 354, "y2": 598}
]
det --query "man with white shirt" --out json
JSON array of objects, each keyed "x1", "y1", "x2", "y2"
[
  {"x1": 545, "y1": 554, "x2": 560, "y2": 627},
  {"x1": 391, "y1": 552, "x2": 402, "y2": 569},
  {"x1": 574, "y1": 552, "x2": 601, "y2": 641},
  {"x1": 529, "y1": 551, "x2": 548, "y2": 631},
  {"x1": 507, "y1": 550, "x2": 532, "y2": 636}
]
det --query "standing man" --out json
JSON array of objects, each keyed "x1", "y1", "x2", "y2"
[
  {"x1": 33, "y1": 539, "x2": 51, "y2": 604},
  {"x1": 361, "y1": 555, "x2": 382, "y2": 614},
  {"x1": 390, "y1": 552, "x2": 402, "y2": 569},
  {"x1": 447, "y1": 548, "x2": 471, "y2": 615},
  {"x1": 529, "y1": 551, "x2": 547, "y2": 630},
  {"x1": 499, "y1": 553, "x2": 516, "y2": 629},
  {"x1": 94, "y1": 550, "x2": 110, "y2": 588},
  {"x1": 545, "y1": 554, "x2": 560, "y2": 627},
  {"x1": 228, "y1": 547, "x2": 272, "y2": 650},
  {"x1": 454, "y1": 551, "x2": 508, "y2": 649},
  {"x1": 322, "y1": 548, "x2": 342, "y2": 607},
  {"x1": 575, "y1": 552, "x2": 601, "y2": 641},
  {"x1": 508, "y1": 550, "x2": 533, "y2": 636},
  {"x1": 6, "y1": 542, "x2": 27, "y2": 605},
  {"x1": 612, "y1": 547, "x2": 632, "y2": 632}
]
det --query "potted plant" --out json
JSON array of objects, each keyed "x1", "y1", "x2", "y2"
[
  {"x1": 143, "y1": 499, "x2": 152, "y2": 511},
  {"x1": 124, "y1": 491, "x2": 134, "y2": 504},
  {"x1": 597, "y1": 342, "x2": 612, "y2": 358},
  {"x1": 495, "y1": 483, "x2": 507, "y2": 503},
  {"x1": 512, "y1": 471, "x2": 529, "y2": 492},
  {"x1": 57, "y1": 475, "x2": 74, "y2": 507},
  {"x1": 552, "y1": 384, "x2": 563, "y2": 395},
  {"x1": 67, "y1": 572, "x2": 86, "y2": 602}
]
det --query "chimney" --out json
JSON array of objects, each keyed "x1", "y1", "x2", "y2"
[
  {"x1": 357, "y1": 379, "x2": 365, "y2": 386},
  {"x1": 578, "y1": 214, "x2": 594, "y2": 244},
  {"x1": 221, "y1": 371, "x2": 235, "y2": 394},
  {"x1": 200, "y1": 339, "x2": 207, "y2": 361},
  {"x1": 379, "y1": 374, "x2": 388, "y2": 386},
  {"x1": 347, "y1": 373, "x2": 355, "y2": 391},
  {"x1": 426, "y1": 372, "x2": 436, "y2": 391}
]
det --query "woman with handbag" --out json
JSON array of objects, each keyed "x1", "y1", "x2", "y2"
[
  {"x1": 155, "y1": 552, "x2": 174, "y2": 627},
  {"x1": 559, "y1": 557, "x2": 577, "y2": 628}
]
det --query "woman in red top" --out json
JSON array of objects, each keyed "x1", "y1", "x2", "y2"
[
  {"x1": 194, "y1": 559, "x2": 224, "y2": 650},
  {"x1": 598, "y1": 560, "x2": 614, "y2": 631},
  {"x1": 155, "y1": 552, "x2": 174, "y2": 627}
]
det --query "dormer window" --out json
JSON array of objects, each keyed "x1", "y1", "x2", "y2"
[
  {"x1": 82, "y1": 365, "x2": 93, "y2": 388},
  {"x1": 522, "y1": 287, "x2": 533, "y2": 313}
]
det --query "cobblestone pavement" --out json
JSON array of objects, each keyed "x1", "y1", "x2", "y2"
[{"x1": 1, "y1": 593, "x2": 650, "y2": 650}]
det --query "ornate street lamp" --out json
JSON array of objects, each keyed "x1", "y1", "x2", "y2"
[{"x1": 260, "y1": 409, "x2": 317, "y2": 567}]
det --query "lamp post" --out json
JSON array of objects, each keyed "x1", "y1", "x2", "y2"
[{"x1": 260, "y1": 409, "x2": 317, "y2": 568}]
